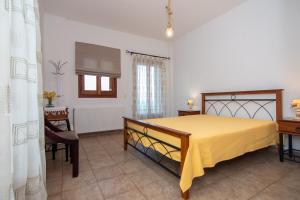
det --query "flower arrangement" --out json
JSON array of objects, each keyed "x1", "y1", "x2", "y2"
[
  {"x1": 43, "y1": 91, "x2": 57, "y2": 107},
  {"x1": 291, "y1": 99, "x2": 300, "y2": 119}
]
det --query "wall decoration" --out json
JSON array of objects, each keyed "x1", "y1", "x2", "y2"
[{"x1": 49, "y1": 60, "x2": 67, "y2": 105}]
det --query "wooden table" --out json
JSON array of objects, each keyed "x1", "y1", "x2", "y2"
[
  {"x1": 278, "y1": 118, "x2": 300, "y2": 162},
  {"x1": 178, "y1": 110, "x2": 201, "y2": 116}
]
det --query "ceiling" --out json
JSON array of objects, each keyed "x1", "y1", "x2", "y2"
[{"x1": 39, "y1": 0, "x2": 247, "y2": 40}]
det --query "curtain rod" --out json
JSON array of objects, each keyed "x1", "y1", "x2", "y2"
[{"x1": 126, "y1": 50, "x2": 170, "y2": 60}]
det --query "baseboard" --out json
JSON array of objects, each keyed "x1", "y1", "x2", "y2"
[{"x1": 78, "y1": 129, "x2": 123, "y2": 138}]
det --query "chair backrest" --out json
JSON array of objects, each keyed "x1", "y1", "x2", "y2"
[{"x1": 44, "y1": 117, "x2": 64, "y2": 132}]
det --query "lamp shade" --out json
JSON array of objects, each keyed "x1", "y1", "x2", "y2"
[
  {"x1": 166, "y1": 27, "x2": 174, "y2": 38},
  {"x1": 187, "y1": 99, "x2": 193, "y2": 106},
  {"x1": 292, "y1": 99, "x2": 300, "y2": 107}
]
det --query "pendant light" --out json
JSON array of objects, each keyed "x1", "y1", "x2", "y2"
[{"x1": 165, "y1": 0, "x2": 174, "y2": 38}]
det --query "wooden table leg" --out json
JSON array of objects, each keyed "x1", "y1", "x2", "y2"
[
  {"x1": 279, "y1": 133, "x2": 284, "y2": 162},
  {"x1": 288, "y1": 134, "x2": 293, "y2": 158},
  {"x1": 72, "y1": 141, "x2": 79, "y2": 177}
]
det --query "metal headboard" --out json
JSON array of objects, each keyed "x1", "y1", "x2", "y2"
[{"x1": 201, "y1": 89, "x2": 283, "y2": 121}]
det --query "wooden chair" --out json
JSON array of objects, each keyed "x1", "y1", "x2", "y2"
[
  {"x1": 45, "y1": 117, "x2": 71, "y2": 161},
  {"x1": 45, "y1": 118, "x2": 79, "y2": 177}
]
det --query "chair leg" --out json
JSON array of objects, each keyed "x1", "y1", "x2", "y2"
[
  {"x1": 70, "y1": 145, "x2": 73, "y2": 163},
  {"x1": 52, "y1": 144, "x2": 57, "y2": 160},
  {"x1": 72, "y1": 141, "x2": 79, "y2": 177},
  {"x1": 65, "y1": 144, "x2": 69, "y2": 162},
  {"x1": 66, "y1": 119, "x2": 71, "y2": 131}
]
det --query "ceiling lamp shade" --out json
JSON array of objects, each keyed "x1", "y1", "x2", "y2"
[{"x1": 166, "y1": 26, "x2": 174, "y2": 38}]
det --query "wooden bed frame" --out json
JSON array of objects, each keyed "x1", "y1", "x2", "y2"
[{"x1": 123, "y1": 89, "x2": 283, "y2": 199}]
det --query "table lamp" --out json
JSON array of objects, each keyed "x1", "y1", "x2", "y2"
[
  {"x1": 187, "y1": 99, "x2": 194, "y2": 110},
  {"x1": 291, "y1": 99, "x2": 300, "y2": 119}
]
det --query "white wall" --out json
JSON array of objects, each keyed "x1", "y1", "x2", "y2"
[
  {"x1": 173, "y1": 0, "x2": 300, "y2": 147},
  {"x1": 42, "y1": 14, "x2": 172, "y2": 133}
]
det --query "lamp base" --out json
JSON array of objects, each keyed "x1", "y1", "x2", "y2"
[{"x1": 294, "y1": 109, "x2": 300, "y2": 120}]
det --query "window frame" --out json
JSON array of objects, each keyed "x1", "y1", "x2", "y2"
[{"x1": 78, "y1": 74, "x2": 117, "y2": 98}]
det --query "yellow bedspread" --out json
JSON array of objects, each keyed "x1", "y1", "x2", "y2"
[{"x1": 127, "y1": 115, "x2": 277, "y2": 193}]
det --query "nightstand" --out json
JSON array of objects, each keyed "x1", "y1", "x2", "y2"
[
  {"x1": 278, "y1": 118, "x2": 300, "y2": 163},
  {"x1": 178, "y1": 110, "x2": 201, "y2": 116}
]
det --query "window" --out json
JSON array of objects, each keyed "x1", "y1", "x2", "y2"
[
  {"x1": 78, "y1": 75, "x2": 117, "y2": 98},
  {"x1": 133, "y1": 60, "x2": 166, "y2": 119}
]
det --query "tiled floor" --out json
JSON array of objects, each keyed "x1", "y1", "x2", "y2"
[{"x1": 46, "y1": 131, "x2": 300, "y2": 200}]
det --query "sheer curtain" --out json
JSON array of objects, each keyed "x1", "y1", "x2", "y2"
[
  {"x1": 132, "y1": 55, "x2": 167, "y2": 119},
  {"x1": 0, "y1": 0, "x2": 47, "y2": 199}
]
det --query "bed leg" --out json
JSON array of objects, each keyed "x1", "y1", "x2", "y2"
[
  {"x1": 180, "y1": 135, "x2": 190, "y2": 199},
  {"x1": 181, "y1": 190, "x2": 189, "y2": 199},
  {"x1": 123, "y1": 118, "x2": 128, "y2": 151}
]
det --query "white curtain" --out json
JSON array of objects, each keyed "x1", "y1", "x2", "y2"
[
  {"x1": 132, "y1": 55, "x2": 167, "y2": 119},
  {"x1": 0, "y1": 0, "x2": 47, "y2": 199}
]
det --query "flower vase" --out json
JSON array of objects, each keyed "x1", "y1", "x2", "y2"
[{"x1": 46, "y1": 98, "x2": 54, "y2": 107}]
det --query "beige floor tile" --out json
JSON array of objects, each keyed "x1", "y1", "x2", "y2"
[
  {"x1": 110, "y1": 151, "x2": 137, "y2": 163},
  {"x1": 118, "y1": 159, "x2": 147, "y2": 174},
  {"x1": 98, "y1": 175, "x2": 136, "y2": 198},
  {"x1": 105, "y1": 189, "x2": 146, "y2": 200},
  {"x1": 47, "y1": 168, "x2": 63, "y2": 181},
  {"x1": 61, "y1": 183, "x2": 104, "y2": 200},
  {"x1": 230, "y1": 170, "x2": 274, "y2": 190},
  {"x1": 62, "y1": 170, "x2": 96, "y2": 191},
  {"x1": 251, "y1": 183, "x2": 300, "y2": 200},
  {"x1": 192, "y1": 175, "x2": 265, "y2": 200},
  {"x1": 79, "y1": 152, "x2": 88, "y2": 161},
  {"x1": 47, "y1": 179, "x2": 62, "y2": 196},
  {"x1": 89, "y1": 157, "x2": 116, "y2": 169},
  {"x1": 191, "y1": 168, "x2": 227, "y2": 192},
  {"x1": 84, "y1": 145, "x2": 105, "y2": 153},
  {"x1": 97, "y1": 135, "x2": 119, "y2": 145},
  {"x1": 128, "y1": 168, "x2": 163, "y2": 188},
  {"x1": 93, "y1": 165, "x2": 124, "y2": 181},
  {"x1": 48, "y1": 193, "x2": 62, "y2": 200},
  {"x1": 139, "y1": 180, "x2": 181, "y2": 200},
  {"x1": 80, "y1": 139, "x2": 99, "y2": 147},
  {"x1": 191, "y1": 185, "x2": 227, "y2": 200},
  {"x1": 85, "y1": 150, "x2": 110, "y2": 160},
  {"x1": 243, "y1": 160, "x2": 296, "y2": 183},
  {"x1": 46, "y1": 159, "x2": 63, "y2": 170},
  {"x1": 79, "y1": 160, "x2": 92, "y2": 172},
  {"x1": 105, "y1": 146, "x2": 124, "y2": 155},
  {"x1": 278, "y1": 169, "x2": 300, "y2": 191}
]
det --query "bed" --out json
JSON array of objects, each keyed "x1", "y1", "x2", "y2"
[{"x1": 123, "y1": 89, "x2": 283, "y2": 199}]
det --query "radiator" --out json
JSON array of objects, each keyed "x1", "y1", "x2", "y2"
[{"x1": 73, "y1": 106, "x2": 125, "y2": 134}]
